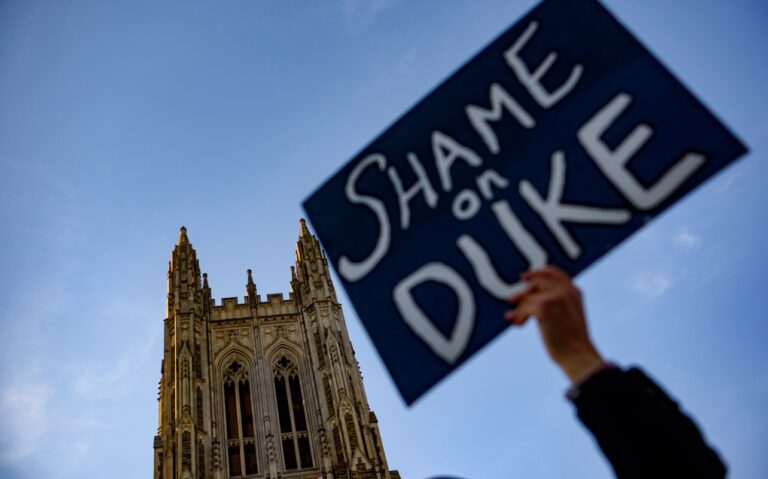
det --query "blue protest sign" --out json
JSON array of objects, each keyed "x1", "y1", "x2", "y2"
[{"x1": 303, "y1": 0, "x2": 747, "y2": 405}]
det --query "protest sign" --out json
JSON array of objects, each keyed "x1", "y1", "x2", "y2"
[{"x1": 303, "y1": 0, "x2": 747, "y2": 405}]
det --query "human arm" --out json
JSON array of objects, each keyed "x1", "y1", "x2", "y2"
[
  {"x1": 505, "y1": 266, "x2": 726, "y2": 478},
  {"x1": 505, "y1": 266, "x2": 604, "y2": 383}
]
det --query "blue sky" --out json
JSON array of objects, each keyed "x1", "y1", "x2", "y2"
[{"x1": 0, "y1": 0, "x2": 766, "y2": 478}]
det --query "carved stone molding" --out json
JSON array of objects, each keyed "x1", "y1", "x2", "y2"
[
  {"x1": 318, "y1": 307, "x2": 330, "y2": 328},
  {"x1": 212, "y1": 439, "x2": 221, "y2": 472},
  {"x1": 211, "y1": 328, "x2": 250, "y2": 356},
  {"x1": 262, "y1": 323, "x2": 300, "y2": 349}
]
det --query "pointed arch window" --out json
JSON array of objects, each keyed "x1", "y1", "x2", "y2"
[
  {"x1": 273, "y1": 356, "x2": 313, "y2": 470},
  {"x1": 223, "y1": 360, "x2": 258, "y2": 477},
  {"x1": 198, "y1": 439, "x2": 205, "y2": 479}
]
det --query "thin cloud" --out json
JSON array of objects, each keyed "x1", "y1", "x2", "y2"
[
  {"x1": 715, "y1": 171, "x2": 741, "y2": 193},
  {"x1": 631, "y1": 273, "x2": 671, "y2": 300},
  {"x1": 62, "y1": 413, "x2": 110, "y2": 431},
  {"x1": 65, "y1": 299, "x2": 160, "y2": 400},
  {"x1": 0, "y1": 376, "x2": 53, "y2": 462},
  {"x1": 57, "y1": 438, "x2": 93, "y2": 476},
  {"x1": 72, "y1": 323, "x2": 159, "y2": 400},
  {"x1": 395, "y1": 44, "x2": 421, "y2": 74},
  {"x1": 674, "y1": 228, "x2": 701, "y2": 249},
  {"x1": 341, "y1": 0, "x2": 397, "y2": 24}
]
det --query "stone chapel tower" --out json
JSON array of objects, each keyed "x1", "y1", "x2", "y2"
[{"x1": 153, "y1": 221, "x2": 401, "y2": 479}]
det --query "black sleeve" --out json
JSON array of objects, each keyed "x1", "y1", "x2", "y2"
[{"x1": 571, "y1": 367, "x2": 726, "y2": 479}]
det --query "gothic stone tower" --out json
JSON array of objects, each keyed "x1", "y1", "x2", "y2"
[{"x1": 154, "y1": 221, "x2": 401, "y2": 479}]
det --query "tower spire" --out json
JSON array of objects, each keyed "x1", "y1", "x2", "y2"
[
  {"x1": 293, "y1": 219, "x2": 336, "y2": 303},
  {"x1": 246, "y1": 269, "x2": 257, "y2": 306},
  {"x1": 202, "y1": 272, "x2": 211, "y2": 315},
  {"x1": 178, "y1": 226, "x2": 189, "y2": 245},
  {"x1": 167, "y1": 226, "x2": 203, "y2": 315},
  {"x1": 299, "y1": 218, "x2": 311, "y2": 238}
]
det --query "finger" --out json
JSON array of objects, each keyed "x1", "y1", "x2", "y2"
[
  {"x1": 516, "y1": 313, "x2": 533, "y2": 327},
  {"x1": 514, "y1": 286, "x2": 570, "y2": 324},
  {"x1": 508, "y1": 283, "x2": 532, "y2": 304},
  {"x1": 522, "y1": 265, "x2": 571, "y2": 283},
  {"x1": 509, "y1": 275, "x2": 562, "y2": 305},
  {"x1": 505, "y1": 308, "x2": 530, "y2": 326},
  {"x1": 505, "y1": 307, "x2": 526, "y2": 325},
  {"x1": 508, "y1": 278, "x2": 543, "y2": 304},
  {"x1": 506, "y1": 300, "x2": 539, "y2": 326},
  {"x1": 521, "y1": 276, "x2": 560, "y2": 297},
  {"x1": 522, "y1": 267, "x2": 567, "y2": 284}
]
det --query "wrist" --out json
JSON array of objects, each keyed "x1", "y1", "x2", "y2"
[{"x1": 556, "y1": 348, "x2": 604, "y2": 384}]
